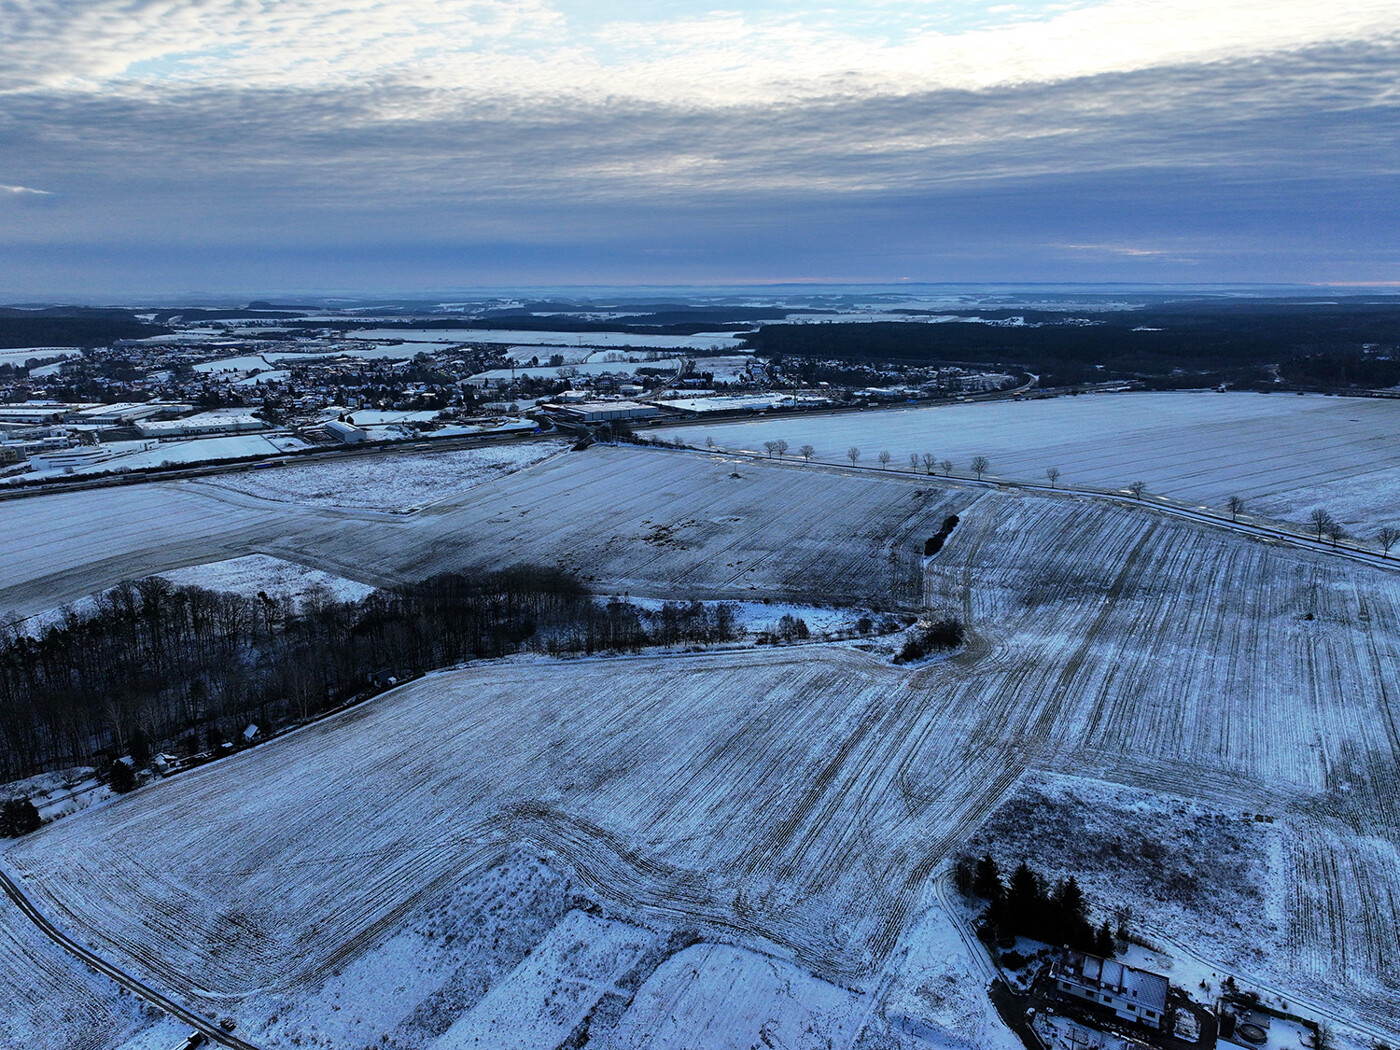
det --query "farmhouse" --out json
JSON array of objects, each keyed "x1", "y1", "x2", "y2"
[{"x1": 1050, "y1": 951, "x2": 1169, "y2": 1028}]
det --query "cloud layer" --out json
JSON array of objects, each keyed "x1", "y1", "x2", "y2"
[{"x1": 3, "y1": 0, "x2": 1398, "y2": 294}]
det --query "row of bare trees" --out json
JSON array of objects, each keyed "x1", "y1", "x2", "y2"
[{"x1": 739, "y1": 441, "x2": 1400, "y2": 557}]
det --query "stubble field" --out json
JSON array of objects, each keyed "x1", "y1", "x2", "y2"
[{"x1": 5, "y1": 443, "x2": 1400, "y2": 1047}]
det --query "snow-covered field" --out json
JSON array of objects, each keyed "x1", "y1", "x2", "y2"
[
  {"x1": 470, "y1": 358, "x2": 682, "y2": 383},
  {"x1": 0, "y1": 433, "x2": 306, "y2": 485},
  {"x1": 0, "y1": 902, "x2": 171, "y2": 1050},
  {"x1": 193, "y1": 439, "x2": 569, "y2": 512},
  {"x1": 158, "y1": 553, "x2": 375, "y2": 603},
  {"x1": 6, "y1": 464, "x2": 1400, "y2": 1045},
  {"x1": 0, "y1": 347, "x2": 79, "y2": 366},
  {"x1": 343, "y1": 328, "x2": 747, "y2": 349},
  {"x1": 652, "y1": 391, "x2": 1400, "y2": 532},
  {"x1": 0, "y1": 445, "x2": 964, "y2": 619},
  {"x1": 191, "y1": 354, "x2": 274, "y2": 373}
]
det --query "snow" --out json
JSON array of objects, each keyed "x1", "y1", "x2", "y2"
[
  {"x1": 505, "y1": 344, "x2": 593, "y2": 364},
  {"x1": 864, "y1": 905, "x2": 1023, "y2": 1050},
  {"x1": 0, "y1": 434, "x2": 306, "y2": 484},
  {"x1": 653, "y1": 391, "x2": 1400, "y2": 531},
  {"x1": 191, "y1": 354, "x2": 275, "y2": 373},
  {"x1": 0, "y1": 347, "x2": 79, "y2": 366},
  {"x1": 335, "y1": 408, "x2": 441, "y2": 425},
  {"x1": 156, "y1": 554, "x2": 375, "y2": 604},
  {"x1": 470, "y1": 358, "x2": 682, "y2": 383},
  {"x1": 79, "y1": 434, "x2": 292, "y2": 470},
  {"x1": 0, "y1": 767, "x2": 111, "y2": 822},
  {"x1": 0, "y1": 897, "x2": 162, "y2": 1050},
  {"x1": 6, "y1": 555, "x2": 374, "y2": 638},
  {"x1": 264, "y1": 344, "x2": 431, "y2": 362},
  {"x1": 607, "y1": 594, "x2": 876, "y2": 639},
  {"x1": 6, "y1": 445, "x2": 1400, "y2": 1043},
  {"x1": 195, "y1": 439, "x2": 569, "y2": 511},
  {"x1": 344, "y1": 328, "x2": 747, "y2": 349},
  {"x1": 593, "y1": 942, "x2": 863, "y2": 1050},
  {"x1": 658, "y1": 392, "x2": 830, "y2": 413},
  {"x1": 433, "y1": 910, "x2": 653, "y2": 1049},
  {"x1": 233, "y1": 369, "x2": 290, "y2": 386}
]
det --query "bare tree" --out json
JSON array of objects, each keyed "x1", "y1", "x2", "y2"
[
  {"x1": 847, "y1": 446, "x2": 861, "y2": 467},
  {"x1": 970, "y1": 455, "x2": 990, "y2": 480},
  {"x1": 1045, "y1": 466, "x2": 1061, "y2": 489},
  {"x1": 763, "y1": 440, "x2": 777, "y2": 458},
  {"x1": 878, "y1": 450, "x2": 893, "y2": 470},
  {"x1": 939, "y1": 458, "x2": 953, "y2": 476},
  {"x1": 705, "y1": 435, "x2": 715, "y2": 449},
  {"x1": 909, "y1": 452, "x2": 921, "y2": 472},
  {"x1": 1127, "y1": 480, "x2": 1147, "y2": 500},
  {"x1": 1226, "y1": 495, "x2": 1245, "y2": 522},
  {"x1": 775, "y1": 439, "x2": 789, "y2": 459},
  {"x1": 799, "y1": 444, "x2": 815, "y2": 464},
  {"x1": 921, "y1": 453, "x2": 937, "y2": 475},
  {"x1": 1326, "y1": 520, "x2": 1348, "y2": 548},
  {"x1": 1310, "y1": 508, "x2": 1335, "y2": 541},
  {"x1": 1379, "y1": 525, "x2": 1400, "y2": 559}
]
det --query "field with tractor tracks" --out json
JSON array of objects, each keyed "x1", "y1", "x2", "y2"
[{"x1": 5, "y1": 455, "x2": 1400, "y2": 1047}]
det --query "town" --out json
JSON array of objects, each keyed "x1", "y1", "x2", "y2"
[{"x1": 0, "y1": 305, "x2": 1021, "y2": 485}]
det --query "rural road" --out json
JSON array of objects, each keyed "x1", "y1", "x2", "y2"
[{"x1": 0, "y1": 867, "x2": 263, "y2": 1050}]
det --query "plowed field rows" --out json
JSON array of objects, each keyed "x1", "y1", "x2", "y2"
[
  {"x1": 0, "y1": 446, "x2": 967, "y2": 620},
  {"x1": 5, "y1": 447, "x2": 1400, "y2": 1041},
  {"x1": 0, "y1": 898, "x2": 153, "y2": 1050}
]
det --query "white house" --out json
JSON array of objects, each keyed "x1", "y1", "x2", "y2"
[{"x1": 1051, "y1": 951, "x2": 1168, "y2": 1028}]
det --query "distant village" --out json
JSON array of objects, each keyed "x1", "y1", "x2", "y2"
[{"x1": 0, "y1": 314, "x2": 1020, "y2": 485}]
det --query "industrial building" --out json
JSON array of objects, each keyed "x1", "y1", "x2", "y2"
[
  {"x1": 135, "y1": 415, "x2": 266, "y2": 439},
  {"x1": 541, "y1": 400, "x2": 659, "y2": 425}
]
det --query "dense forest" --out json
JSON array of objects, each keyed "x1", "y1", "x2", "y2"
[
  {"x1": 0, "y1": 308, "x2": 170, "y2": 349},
  {"x1": 745, "y1": 302, "x2": 1400, "y2": 388},
  {"x1": 0, "y1": 566, "x2": 742, "y2": 781}
]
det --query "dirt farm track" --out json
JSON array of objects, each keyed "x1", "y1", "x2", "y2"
[{"x1": 4, "y1": 443, "x2": 1400, "y2": 1043}]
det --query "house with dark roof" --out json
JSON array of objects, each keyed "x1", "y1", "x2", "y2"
[{"x1": 1050, "y1": 950, "x2": 1169, "y2": 1029}]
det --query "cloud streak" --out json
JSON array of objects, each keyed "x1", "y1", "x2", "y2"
[
  {"x1": 1, "y1": 0, "x2": 1397, "y2": 292},
  {"x1": 3, "y1": 0, "x2": 1397, "y2": 102}
]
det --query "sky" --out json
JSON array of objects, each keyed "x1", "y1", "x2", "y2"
[{"x1": 2, "y1": 0, "x2": 1398, "y2": 296}]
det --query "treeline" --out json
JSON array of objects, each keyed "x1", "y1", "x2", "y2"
[
  {"x1": 0, "y1": 308, "x2": 170, "y2": 349},
  {"x1": 0, "y1": 567, "x2": 743, "y2": 780},
  {"x1": 743, "y1": 302, "x2": 1400, "y2": 387},
  {"x1": 1280, "y1": 351, "x2": 1400, "y2": 389},
  {"x1": 955, "y1": 854, "x2": 1115, "y2": 956}
]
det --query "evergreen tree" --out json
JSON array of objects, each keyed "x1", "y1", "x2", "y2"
[
  {"x1": 1054, "y1": 876, "x2": 1087, "y2": 923},
  {"x1": 973, "y1": 854, "x2": 1004, "y2": 900},
  {"x1": 128, "y1": 726, "x2": 151, "y2": 769},
  {"x1": 108, "y1": 759, "x2": 137, "y2": 794},
  {"x1": 952, "y1": 856, "x2": 975, "y2": 897},
  {"x1": 1007, "y1": 860, "x2": 1044, "y2": 932},
  {"x1": 0, "y1": 797, "x2": 41, "y2": 837},
  {"x1": 1095, "y1": 920, "x2": 1115, "y2": 957}
]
